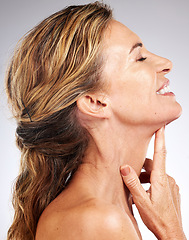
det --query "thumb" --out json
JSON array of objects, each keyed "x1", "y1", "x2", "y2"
[{"x1": 120, "y1": 165, "x2": 151, "y2": 206}]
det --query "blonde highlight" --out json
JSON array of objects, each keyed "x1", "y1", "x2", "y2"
[{"x1": 6, "y1": 2, "x2": 112, "y2": 239}]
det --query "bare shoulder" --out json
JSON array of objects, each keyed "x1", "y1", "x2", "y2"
[{"x1": 35, "y1": 198, "x2": 139, "y2": 240}]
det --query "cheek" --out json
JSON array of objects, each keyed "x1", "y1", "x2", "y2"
[
  {"x1": 134, "y1": 66, "x2": 155, "y2": 93},
  {"x1": 123, "y1": 69, "x2": 155, "y2": 106},
  {"x1": 108, "y1": 65, "x2": 158, "y2": 124},
  {"x1": 110, "y1": 83, "x2": 155, "y2": 125}
]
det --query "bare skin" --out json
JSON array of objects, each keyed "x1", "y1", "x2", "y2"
[
  {"x1": 121, "y1": 127, "x2": 186, "y2": 239},
  {"x1": 35, "y1": 20, "x2": 185, "y2": 239}
]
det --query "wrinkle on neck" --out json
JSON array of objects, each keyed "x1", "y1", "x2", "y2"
[{"x1": 72, "y1": 123, "x2": 152, "y2": 214}]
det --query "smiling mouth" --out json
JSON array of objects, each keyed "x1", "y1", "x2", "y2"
[
  {"x1": 156, "y1": 85, "x2": 171, "y2": 95},
  {"x1": 156, "y1": 79, "x2": 175, "y2": 96}
]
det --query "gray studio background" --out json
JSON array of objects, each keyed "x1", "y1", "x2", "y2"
[{"x1": 0, "y1": 0, "x2": 189, "y2": 239}]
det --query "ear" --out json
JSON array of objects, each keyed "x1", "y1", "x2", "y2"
[{"x1": 77, "y1": 94, "x2": 111, "y2": 119}]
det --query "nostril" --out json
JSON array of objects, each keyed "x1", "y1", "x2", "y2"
[{"x1": 163, "y1": 68, "x2": 170, "y2": 73}]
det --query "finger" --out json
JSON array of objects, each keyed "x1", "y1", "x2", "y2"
[
  {"x1": 143, "y1": 158, "x2": 153, "y2": 174},
  {"x1": 120, "y1": 165, "x2": 151, "y2": 207},
  {"x1": 153, "y1": 126, "x2": 166, "y2": 174},
  {"x1": 146, "y1": 191, "x2": 151, "y2": 198},
  {"x1": 167, "y1": 176, "x2": 181, "y2": 222}
]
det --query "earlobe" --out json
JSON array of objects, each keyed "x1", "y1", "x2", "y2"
[{"x1": 77, "y1": 94, "x2": 111, "y2": 119}]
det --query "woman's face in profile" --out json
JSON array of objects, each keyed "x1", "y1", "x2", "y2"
[{"x1": 102, "y1": 20, "x2": 182, "y2": 128}]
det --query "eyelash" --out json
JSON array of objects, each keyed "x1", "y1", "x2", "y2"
[{"x1": 137, "y1": 57, "x2": 147, "y2": 62}]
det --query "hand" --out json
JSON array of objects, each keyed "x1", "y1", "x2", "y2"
[{"x1": 120, "y1": 127, "x2": 186, "y2": 240}]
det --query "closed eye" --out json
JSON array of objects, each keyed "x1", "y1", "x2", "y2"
[{"x1": 137, "y1": 57, "x2": 147, "y2": 62}]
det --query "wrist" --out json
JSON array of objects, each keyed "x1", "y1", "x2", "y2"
[
  {"x1": 151, "y1": 216, "x2": 186, "y2": 240},
  {"x1": 158, "y1": 225, "x2": 186, "y2": 240}
]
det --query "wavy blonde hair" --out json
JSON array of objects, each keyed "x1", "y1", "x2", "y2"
[{"x1": 6, "y1": 2, "x2": 112, "y2": 239}]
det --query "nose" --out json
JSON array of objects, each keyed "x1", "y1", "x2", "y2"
[{"x1": 154, "y1": 55, "x2": 173, "y2": 74}]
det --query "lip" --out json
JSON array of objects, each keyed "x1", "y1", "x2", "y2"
[
  {"x1": 156, "y1": 78, "x2": 175, "y2": 97},
  {"x1": 156, "y1": 79, "x2": 170, "y2": 92},
  {"x1": 160, "y1": 92, "x2": 175, "y2": 96}
]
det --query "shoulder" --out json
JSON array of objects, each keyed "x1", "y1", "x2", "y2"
[
  {"x1": 35, "y1": 198, "x2": 139, "y2": 240},
  {"x1": 76, "y1": 199, "x2": 139, "y2": 240}
]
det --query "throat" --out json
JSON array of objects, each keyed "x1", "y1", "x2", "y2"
[
  {"x1": 74, "y1": 130, "x2": 151, "y2": 211},
  {"x1": 71, "y1": 162, "x2": 142, "y2": 238},
  {"x1": 73, "y1": 160, "x2": 133, "y2": 214}
]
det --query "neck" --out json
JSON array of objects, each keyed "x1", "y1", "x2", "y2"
[{"x1": 72, "y1": 121, "x2": 153, "y2": 215}]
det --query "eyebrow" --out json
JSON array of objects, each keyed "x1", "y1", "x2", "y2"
[{"x1": 129, "y1": 42, "x2": 143, "y2": 54}]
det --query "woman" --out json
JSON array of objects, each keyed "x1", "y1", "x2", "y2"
[{"x1": 6, "y1": 2, "x2": 186, "y2": 239}]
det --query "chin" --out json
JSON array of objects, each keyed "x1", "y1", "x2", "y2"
[
  {"x1": 148, "y1": 102, "x2": 182, "y2": 131},
  {"x1": 163, "y1": 102, "x2": 182, "y2": 126}
]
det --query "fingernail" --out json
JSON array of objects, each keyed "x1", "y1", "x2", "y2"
[{"x1": 121, "y1": 166, "x2": 130, "y2": 176}]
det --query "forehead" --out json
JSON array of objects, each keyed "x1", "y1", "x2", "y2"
[{"x1": 103, "y1": 20, "x2": 141, "y2": 55}]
